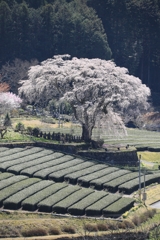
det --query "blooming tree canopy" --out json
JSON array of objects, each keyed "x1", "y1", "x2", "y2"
[
  {"x1": 0, "y1": 92, "x2": 22, "y2": 115},
  {"x1": 19, "y1": 55, "x2": 150, "y2": 142}
]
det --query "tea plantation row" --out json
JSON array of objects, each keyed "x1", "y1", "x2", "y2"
[
  {"x1": 0, "y1": 172, "x2": 134, "y2": 217},
  {"x1": 0, "y1": 147, "x2": 159, "y2": 194}
]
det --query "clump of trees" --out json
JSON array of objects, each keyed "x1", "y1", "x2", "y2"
[
  {"x1": 19, "y1": 55, "x2": 150, "y2": 142},
  {"x1": 0, "y1": 83, "x2": 22, "y2": 138}
]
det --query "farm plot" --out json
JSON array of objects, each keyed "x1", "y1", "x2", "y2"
[
  {"x1": 38, "y1": 184, "x2": 81, "y2": 212},
  {"x1": 0, "y1": 172, "x2": 135, "y2": 217},
  {"x1": 68, "y1": 191, "x2": 109, "y2": 215},
  {"x1": 33, "y1": 158, "x2": 88, "y2": 180},
  {"x1": 0, "y1": 172, "x2": 14, "y2": 180},
  {"x1": 20, "y1": 153, "x2": 70, "y2": 177},
  {"x1": 64, "y1": 163, "x2": 108, "y2": 184},
  {"x1": 0, "y1": 177, "x2": 40, "y2": 207},
  {"x1": 0, "y1": 147, "x2": 44, "y2": 164},
  {"x1": 0, "y1": 175, "x2": 28, "y2": 190},
  {"x1": 21, "y1": 182, "x2": 64, "y2": 211},
  {"x1": 0, "y1": 149, "x2": 55, "y2": 173},
  {"x1": 89, "y1": 169, "x2": 131, "y2": 190},
  {"x1": 48, "y1": 161, "x2": 95, "y2": 182},
  {"x1": 52, "y1": 188, "x2": 95, "y2": 214},
  {"x1": 103, "y1": 171, "x2": 143, "y2": 192},
  {"x1": 77, "y1": 167, "x2": 119, "y2": 187},
  {"x1": 102, "y1": 197, "x2": 135, "y2": 217},
  {"x1": 118, "y1": 172, "x2": 160, "y2": 194},
  {"x1": 3, "y1": 180, "x2": 53, "y2": 210},
  {"x1": 85, "y1": 194, "x2": 121, "y2": 216}
]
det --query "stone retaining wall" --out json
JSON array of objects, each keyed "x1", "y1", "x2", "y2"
[{"x1": 0, "y1": 142, "x2": 138, "y2": 166}]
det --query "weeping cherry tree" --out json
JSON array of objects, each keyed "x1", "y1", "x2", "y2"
[{"x1": 19, "y1": 55, "x2": 150, "y2": 142}]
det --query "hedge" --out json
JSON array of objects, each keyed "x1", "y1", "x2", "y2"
[
  {"x1": 64, "y1": 163, "x2": 107, "y2": 184},
  {"x1": 3, "y1": 178, "x2": 46, "y2": 210},
  {"x1": 90, "y1": 169, "x2": 130, "y2": 190},
  {"x1": 0, "y1": 178, "x2": 39, "y2": 207},
  {"x1": 21, "y1": 182, "x2": 59, "y2": 211},
  {"x1": 21, "y1": 153, "x2": 66, "y2": 176},
  {"x1": 0, "y1": 147, "x2": 43, "y2": 164},
  {"x1": 77, "y1": 167, "x2": 119, "y2": 187},
  {"x1": 85, "y1": 194, "x2": 121, "y2": 216},
  {"x1": 52, "y1": 188, "x2": 94, "y2": 214},
  {"x1": 48, "y1": 161, "x2": 95, "y2": 182},
  {"x1": 103, "y1": 172, "x2": 141, "y2": 192},
  {"x1": 34, "y1": 158, "x2": 85, "y2": 180},
  {"x1": 118, "y1": 173, "x2": 160, "y2": 194},
  {"x1": 0, "y1": 150, "x2": 55, "y2": 173},
  {"x1": 0, "y1": 147, "x2": 8, "y2": 152},
  {"x1": 0, "y1": 147, "x2": 25, "y2": 160},
  {"x1": 38, "y1": 185, "x2": 81, "y2": 212},
  {"x1": 68, "y1": 191, "x2": 108, "y2": 216},
  {"x1": 0, "y1": 172, "x2": 14, "y2": 181},
  {"x1": 102, "y1": 197, "x2": 135, "y2": 217},
  {"x1": 0, "y1": 175, "x2": 28, "y2": 190}
]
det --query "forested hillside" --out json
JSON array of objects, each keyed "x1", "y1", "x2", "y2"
[{"x1": 0, "y1": 0, "x2": 160, "y2": 98}]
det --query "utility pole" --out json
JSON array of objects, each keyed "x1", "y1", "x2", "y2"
[
  {"x1": 138, "y1": 155, "x2": 141, "y2": 201},
  {"x1": 142, "y1": 168, "x2": 147, "y2": 204}
]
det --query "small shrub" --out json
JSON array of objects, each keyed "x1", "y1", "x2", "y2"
[
  {"x1": 26, "y1": 126, "x2": 33, "y2": 135},
  {"x1": 123, "y1": 220, "x2": 135, "y2": 229},
  {"x1": 132, "y1": 215, "x2": 141, "y2": 226},
  {"x1": 41, "y1": 117, "x2": 55, "y2": 124},
  {"x1": 117, "y1": 221, "x2": 126, "y2": 229},
  {"x1": 32, "y1": 127, "x2": 40, "y2": 137},
  {"x1": 97, "y1": 223, "x2": 108, "y2": 231},
  {"x1": 146, "y1": 209, "x2": 156, "y2": 218},
  {"x1": 48, "y1": 226, "x2": 61, "y2": 235},
  {"x1": 83, "y1": 223, "x2": 98, "y2": 232},
  {"x1": 15, "y1": 122, "x2": 25, "y2": 132},
  {"x1": 107, "y1": 221, "x2": 118, "y2": 230},
  {"x1": 62, "y1": 225, "x2": 76, "y2": 234},
  {"x1": 21, "y1": 227, "x2": 47, "y2": 237}
]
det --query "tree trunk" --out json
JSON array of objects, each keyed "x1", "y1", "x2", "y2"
[{"x1": 81, "y1": 124, "x2": 93, "y2": 142}]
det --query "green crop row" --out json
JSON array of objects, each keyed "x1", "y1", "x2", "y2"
[
  {"x1": 90, "y1": 169, "x2": 131, "y2": 190},
  {"x1": 0, "y1": 172, "x2": 14, "y2": 181},
  {"x1": 21, "y1": 182, "x2": 64, "y2": 211},
  {"x1": 5, "y1": 151, "x2": 62, "y2": 175},
  {"x1": 0, "y1": 177, "x2": 39, "y2": 207},
  {"x1": 85, "y1": 194, "x2": 121, "y2": 216},
  {"x1": 48, "y1": 160, "x2": 94, "y2": 182},
  {"x1": 20, "y1": 153, "x2": 66, "y2": 177},
  {"x1": 38, "y1": 185, "x2": 81, "y2": 212},
  {"x1": 102, "y1": 197, "x2": 135, "y2": 217},
  {"x1": 64, "y1": 163, "x2": 106, "y2": 184},
  {"x1": 0, "y1": 147, "x2": 8, "y2": 152},
  {"x1": 118, "y1": 173, "x2": 160, "y2": 194},
  {"x1": 0, "y1": 175, "x2": 28, "y2": 190},
  {"x1": 33, "y1": 158, "x2": 85, "y2": 180},
  {"x1": 0, "y1": 149, "x2": 55, "y2": 172},
  {"x1": 103, "y1": 172, "x2": 142, "y2": 192},
  {"x1": 3, "y1": 179, "x2": 50, "y2": 210},
  {"x1": 52, "y1": 188, "x2": 94, "y2": 214},
  {"x1": 0, "y1": 147, "x2": 43, "y2": 163},
  {"x1": 77, "y1": 167, "x2": 119, "y2": 187},
  {"x1": 68, "y1": 191, "x2": 108, "y2": 216},
  {"x1": 0, "y1": 147, "x2": 25, "y2": 159}
]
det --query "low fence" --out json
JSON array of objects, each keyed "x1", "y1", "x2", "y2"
[{"x1": 31, "y1": 130, "x2": 83, "y2": 143}]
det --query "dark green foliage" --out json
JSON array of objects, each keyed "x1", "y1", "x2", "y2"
[
  {"x1": 102, "y1": 197, "x2": 135, "y2": 217},
  {"x1": 85, "y1": 194, "x2": 121, "y2": 216},
  {"x1": 38, "y1": 184, "x2": 80, "y2": 212},
  {"x1": 3, "y1": 113, "x2": 11, "y2": 127},
  {"x1": 15, "y1": 122, "x2": 25, "y2": 132}
]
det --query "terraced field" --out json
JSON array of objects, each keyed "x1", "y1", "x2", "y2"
[{"x1": 0, "y1": 146, "x2": 160, "y2": 217}]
